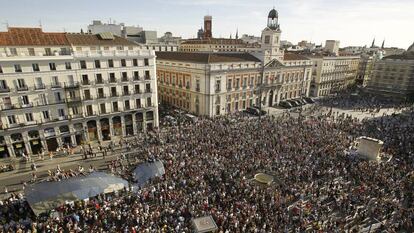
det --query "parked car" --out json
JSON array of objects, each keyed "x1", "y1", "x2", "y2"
[
  {"x1": 251, "y1": 106, "x2": 267, "y2": 115},
  {"x1": 303, "y1": 97, "x2": 315, "y2": 104},
  {"x1": 279, "y1": 101, "x2": 292, "y2": 109},
  {"x1": 286, "y1": 100, "x2": 299, "y2": 107}
]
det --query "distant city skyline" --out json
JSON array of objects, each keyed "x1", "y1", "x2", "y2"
[{"x1": 0, "y1": 0, "x2": 413, "y2": 49}]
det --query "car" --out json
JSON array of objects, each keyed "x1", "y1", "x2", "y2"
[
  {"x1": 251, "y1": 106, "x2": 267, "y2": 115},
  {"x1": 286, "y1": 100, "x2": 299, "y2": 107},
  {"x1": 297, "y1": 99, "x2": 307, "y2": 105},
  {"x1": 303, "y1": 97, "x2": 315, "y2": 104},
  {"x1": 244, "y1": 107, "x2": 260, "y2": 116},
  {"x1": 279, "y1": 101, "x2": 292, "y2": 109},
  {"x1": 292, "y1": 99, "x2": 304, "y2": 106}
]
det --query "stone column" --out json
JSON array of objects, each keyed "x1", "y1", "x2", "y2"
[
  {"x1": 69, "y1": 125, "x2": 77, "y2": 146},
  {"x1": 142, "y1": 112, "x2": 147, "y2": 133},
  {"x1": 109, "y1": 117, "x2": 114, "y2": 137},
  {"x1": 96, "y1": 120, "x2": 103, "y2": 142},
  {"x1": 121, "y1": 116, "x2": 126, "y2": 137},
  {"x1": 22, "y1": 132, "x2": 33, "y2": 155},
  {"x1": 132, "y1": 114, "x2": 138, "y2": 135},
  {"x1": 39, "y1": 130, "x2": 49, "y2": 152},
  {"x1": 4, "y1": 135, "x2": 16, "y2": 158},
  {"x1": 82, "y1": 122, "x2": 89, "y2": 142},
  {"x1": 55, "y1": 127, "x2": 63, "y2": 147}
]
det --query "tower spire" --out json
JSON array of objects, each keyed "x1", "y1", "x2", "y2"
[
  {"x1": 236, "y1": 28, "x2": 238, "y2": 39},
  {"x1": 381, "y1": 39, "x2": 385, "y2": 49},
  {"x1": 371, "y1": 38, "x2": 375, "y2": 48}
]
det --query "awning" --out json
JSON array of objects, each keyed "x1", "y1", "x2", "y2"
[
  {"x1": 25, "y1": 172, "x2": 128, "y2": 215},
  {"x1": 133, "y1": 160, "x2": 165, "y2": 187}
]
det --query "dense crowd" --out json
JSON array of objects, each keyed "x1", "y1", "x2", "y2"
[{"x1": 1, "y1": 101, "x2": 413, "y2": 232}]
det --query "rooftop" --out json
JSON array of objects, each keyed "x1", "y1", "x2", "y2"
[
  {"x1": 283, "y1": 53, "x2": 309, "y2": 61},
  {"x1": 181, "y1": 38, "x2": 245, "y2": 45},
  {"x1": 0, "y1": 27, "x2": 69, "y2": 46},
  {"x1": 65, "y1": 33, "x2": 137, "y2": 46},
  {"x1": 156, "y1": 52, "x2": 261, "y2": 64},
  {"x1": 383, "y1": 52, "x2": 414, "y2": 60}
]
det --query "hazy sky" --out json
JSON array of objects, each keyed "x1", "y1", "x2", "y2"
[{"x1": 0, "y1": 0, "x2": 413, "y2": 48}]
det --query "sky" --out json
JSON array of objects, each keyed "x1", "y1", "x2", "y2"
[{"x1": 0, "y1": 0, "x2": 413, "y2": 49}]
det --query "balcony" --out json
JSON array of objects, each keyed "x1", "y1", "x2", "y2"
[
  {"x1": 97, "y1": 94, "x2": 106, "y2": 99},
  {"x1": 16, "y1": 86, "x2": 29, "y2": 91},
  {"x1": 133, "y1": 76, "x2": 140, "y2": 81},
  {"x1": 134, "y1": 90, "x2": 141, "y2": 94},
  {"x1": 64, "y1": 82, "x2": 80, "y2": 89},
  {"x1": 81, "y1": 80, "x2": 90, "y2": 85},
  {"x1": 84, "y1": 96, "x2": 93, "y2": 101},
  {"x1": 144, "y1": 75, "x2": 151, "y2": 80},
  {"x1": 227, "y1": 86, "x2": 232, "y2": 91},
  {"x1": 109, "y1": 79, "x2": 117, "y2": 84},
  {"x1": 51, "y1": 82, "x2": 62, "y2": 88},
  {"x1": 186, "y1": 85, "x2": 190, "y2": 90},
  {"x1": 34, "y1": 84, "x2": 46, "y2": 90},
  {"x1": 145, "y1": 88, "x2": 152, "y2": 93},
  {"x1": 110, "y1": 93, "x2": 118, "y2": 97},
  {"x1": 121, "y1": 77, "x2": 129, "y2": 82},
  {"x1": 122, "y1": 91, "x2": 130, "y2": 96},
  {"x1": 0, "y1": 87, "x2": 10, "y2": 93},
  {"x1": 69, "y1": 114, "x2": 83, "y2": 120},
  {"x1": 85, "y1": 111, "x2": 98, "y2": 117},
  {"x1": 96, "y1": 80, "x2": 104, "y2": 85}
]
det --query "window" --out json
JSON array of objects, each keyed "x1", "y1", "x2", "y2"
[
  {"x1": 39, "y1": 94, "x2": 47, "y2": 105},
  {"x1": 122, "y1": 72, "x2": 128, "y2": 81},
  {"x1": 82, "y1": 74, "x2": 89, "y2": 85},
  {"x1": 124, "y1": 100, "x2": 130, "y2": 110},
  {"x1": 134, "y1": 84, "x2": 140, "y2": 94},
  {"x1": 32, "y1": 63, "x2": 40, "y2": 72},
  {"x1": 145, "y1": 71, "x2": 150, "y2": 79},
  {"x1": 144, "y1": 58, "x2": 149, "y2": 66},
  {"x1": 44, "y1": 48, "x2": 52, "y2": 56},
  {"x1": 264, "y1": 35, "x2": 270, "y2": 44},
  {"x1": 10, "y1": 48, "x2": 17, "y2": 56},
  {"x1": 123, "y1": 86, "x2": 129, "y2": 95},
  {"x1": 58, "y1": 109, "x2": 65, "y2": 117},
  {"x1": 84, "y1": 90, "x2": 91, "y2": 100},
  {"x1": 21, "y1": 95, "x2": 29, "y2": 105},
  {"x1": 146, "y1": 97, "x2": 152, "y2": 107},
  {"x1": 133, "y1": 71, "x2": 139, "y2": 80},
  {"x1": 145, "y1": 83, "x2": 151, "y2": 93},
  {"x1": 42, "y1": 110, "x2": 50, "y2": 120},
  {"x1": 0, "y1": 65, "x2": 3, "y2": 73},
  {"x1": 51, "y1": 76, "x2": 60, "y2": 87},
  {"x1": 112, "y1": 102, "x2": 119, "y2": 112},
  {"x1": 14, "y1": 64, "x2": 22, "y2": 72},
  {"x1": 135, "y1": 99, "x2": 141, "y2": 108},
  {"x1": 28, "y1": 48, "x2": 35, "y2": 56},
  {"x1": 0, "y1": 80, "x2": 7, "y2": 89},
  {"x1": 72, "y1": 107, "x2": 79, "y2": 115},
  {"x1": 86, "y1": 105, "x2": 93, "y2": 115},
  {"x1": 8, "y1": 115, "x2": 16, "y2": 124},
  {"x1": 108, "y1": 59, "x2": 114, "y2": 68},
  {"x1": 55, "y1": 92, "x2": 62, "y2": 102},
  {"x1": 49, "y1": 63, "x2": 56, "y2": 71},
  {"x1": 65, "y1": 62, "x2": 72, "y2": 70},
  {"x1": 80, "y1": 60, "x2": 87, "y2": 69},
  {"x1": 98, "y1": 88, "x2": 104, "y2": 98},
  {"x1": 17, "y1": 79, "x2": 26, "y2": 88},
  {"x1": 94, "y1": 60, "x2": 101, "y2": 68},
  {"x1": 109, "y1": 73, "x2": 116, "y2": 83},
  {"x1": 196, "y1": 80, "x2": 200, "y2": 91},
  {"x1": 96, "y1": 73, "x2": 103, "y2": 84},
  {"x1": 25, "y1": 113, "x2": 34, "y2": 122},
  {"x1": 100, "y1": 103, "x2": 106, "y2": 114},
  {"x1": 111, "y1": 87, "x2": 117, "y2": 96},
  {"x1": 121, "y1": 59, "x2": 126, "y2": 67},
  {"x1": 133, "y1": 59, "x2": 138, "y2": 66}
]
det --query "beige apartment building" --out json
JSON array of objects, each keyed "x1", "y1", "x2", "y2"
[
  {"x1": 156, "y1": 8, "x2": 312, "y2": 116},
  {"x1": 365, "y1": 43, "x2": 414, "y2": 98},
  {"x1": 0, "y1": 28, "x2": 158, "y2": 158},
  {"x1": 307, "y1": 55, "x2": 360, "y2": 97}
]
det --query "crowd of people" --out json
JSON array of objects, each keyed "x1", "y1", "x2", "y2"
[{"x1": 0, "y1": 97, "x2": 413, "y2": 232}]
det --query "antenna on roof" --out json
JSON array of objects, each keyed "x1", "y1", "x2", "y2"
[{"x1": 38, "y1": 19, "x2": 42, "y2": 28}]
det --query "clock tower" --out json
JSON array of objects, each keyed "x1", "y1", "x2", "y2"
[{"x1": 261, "y1": 8, "x2": 284, "y2": 64}]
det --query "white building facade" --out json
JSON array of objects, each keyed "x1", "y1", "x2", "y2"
[{"x1": 0, "y1": 28, "x2": 158, "y2": 158}]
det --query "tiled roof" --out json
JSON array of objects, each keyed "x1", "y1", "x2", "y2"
[
  {"x1": 65, "y1": 33, "x2": 137, "y2": 46},
  {"x1": 156, "y1": 52, "x2": 261, "y2": 63},
  {"x1": 0, "y1": 27, "x2": 69, "y2": 46},
  {"x1": 283, "y1": 53, "x2": 309, "y2": 61}
]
